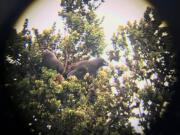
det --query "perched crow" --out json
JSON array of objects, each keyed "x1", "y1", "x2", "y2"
[
  {"x1": 42, "y1": 49, "x2": 64, "y2": 74},
  {"x1": 67, "y1": 58, "x2": 108, "y2": 79},
  {"x1": 67, "y1": 66, "x2": 88, "y2": 80},
  {"x1": 42, "y1": 51, "x2": 108, "y2": 80}
]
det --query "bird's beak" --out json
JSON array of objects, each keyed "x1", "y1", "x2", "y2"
[{"x1": 103, "y1": 61, "x2": 109, "y2": 66}]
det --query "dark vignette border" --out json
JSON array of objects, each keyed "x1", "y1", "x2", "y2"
[{"x1": 0, "y1": 0, "x2": 180, "y2": 134}]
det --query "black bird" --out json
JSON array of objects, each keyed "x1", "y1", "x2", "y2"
[
  {"x1": 42, "y1": 49, "x2": 64, "y2": 74},
  {"x1": 67, "y1": 58, "x2": 108, "y2": 79}
]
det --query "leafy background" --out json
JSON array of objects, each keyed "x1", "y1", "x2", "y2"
[{"x1": 4, "y1": 0, "x2": 176, "y2": 134}]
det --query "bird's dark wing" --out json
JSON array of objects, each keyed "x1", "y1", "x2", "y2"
[
  {"x1": 67, "y1": 66, "x2": 88, "y2": 80},
  {"x1": 42, "y1": 49, "x2": 64, "y2": 74}
]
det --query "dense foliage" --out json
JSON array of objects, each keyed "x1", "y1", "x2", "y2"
[
  {"x1": 4, "y1": 1, "x2": 176, "y2": 134},
  {"x1": 109, "y1": 7, "x2": 176, "y2": 134}
]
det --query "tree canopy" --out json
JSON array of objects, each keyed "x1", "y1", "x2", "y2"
[{"x1": 4, "y1": 1, "x2": 176, "y2": 135}]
